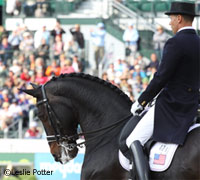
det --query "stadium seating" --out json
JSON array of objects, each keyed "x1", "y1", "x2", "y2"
[{"x1": 125, "y1": 0, "x2": 196, "y2": 15}]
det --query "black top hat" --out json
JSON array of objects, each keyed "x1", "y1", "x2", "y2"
[{"x1": 165, "y1": 2, "x2": 198, "y2": 16}]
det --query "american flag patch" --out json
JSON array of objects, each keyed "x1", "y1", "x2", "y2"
[{"x1": 153, "y1": 154, "x2": 166, "y2": 165}]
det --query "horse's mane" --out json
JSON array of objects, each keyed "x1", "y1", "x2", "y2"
[{"x1": 49, "y1": 73, "x2": 132, "y2": 106}]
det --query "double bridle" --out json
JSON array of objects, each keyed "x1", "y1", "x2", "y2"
[{"x1": 37, "y1": 84, "x2": 132, "y2": 150}]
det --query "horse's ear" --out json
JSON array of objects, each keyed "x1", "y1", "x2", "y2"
[
  {"x1": 30, "y1": 83, "x2": 40, "y2": 89},
  {"x1": 19, "y1": 88, "x2": 39, "y2": 98}
]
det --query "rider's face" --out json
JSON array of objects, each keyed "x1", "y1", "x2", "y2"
[{"x1": 169, "y1": 15, "x2": 179, "y2": 34}]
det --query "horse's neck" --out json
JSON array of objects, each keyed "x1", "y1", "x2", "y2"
[{"x1": 57, "y1": 77, "x2": 131, "y2": 136}]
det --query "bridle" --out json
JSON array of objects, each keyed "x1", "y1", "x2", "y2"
[
  {"x1": 37, "y1": 84, "x2": 132, "y2": 150},
  {"x1": 37, "y1": 84, "x2": 78, "y2": 151}
]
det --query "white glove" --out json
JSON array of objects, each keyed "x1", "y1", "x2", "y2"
[{"x1": 131, "y1": 100, "x2": 144, "y2": 116}]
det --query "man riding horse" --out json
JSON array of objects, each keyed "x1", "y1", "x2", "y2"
[{"x1": 124, "y1": 2, "x2": 200, "y2": 180}]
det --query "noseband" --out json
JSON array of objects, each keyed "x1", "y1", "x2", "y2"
[
  {"x1": 37, "y1": 84, "x2": 132, "y2": 150},
  {"x1": 37, "y1": 84, "x2": 78, "y2": 151}
]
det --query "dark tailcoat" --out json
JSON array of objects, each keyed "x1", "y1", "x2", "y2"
[{"x1": 138, "y1": 29, "x2": 200, "y2": 145}]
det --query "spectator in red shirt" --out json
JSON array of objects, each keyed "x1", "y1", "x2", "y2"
[
  {"x1": 35, "y1": 70, "x2": 48, "y2": 85},
  {"x1": 24, "y1": 121, "x2": 41, "y2": 139},
  {"x1": 20, "y1": 67, "x2": 31, "y2": 82}
]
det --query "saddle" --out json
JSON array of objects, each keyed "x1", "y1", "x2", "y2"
[{"x1": 118, "y1": 116, "x2": 200, "y2": 172}]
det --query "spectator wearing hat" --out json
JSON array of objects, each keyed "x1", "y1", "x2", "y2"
[
  {"x1": 153, "y1": 25, "x2": 170, "y2": 59},
  {"x1": 122, "y1": 22, "x2": 139, "y2": 59},
  {"x1": 121, "y1": 2, "x2": 200, "y2": 180},
  {"x1": 19, "y1": 32, "x2": 34, "y2": 58},
  {"x1": 90, "y1": 22, "x2": 106, "y2": 70},
  {"x1": 24, "y1": 121, "x2": 41, "y2": 139}
]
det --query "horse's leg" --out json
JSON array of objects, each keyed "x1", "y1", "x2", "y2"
[{"x1": 150, "y1": 128, "x2": 200, "y2": 180}]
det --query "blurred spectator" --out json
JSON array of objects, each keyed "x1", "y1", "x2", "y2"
[
  {"x1": 64, "y1": 40, "x2": 79, "y2": 60},
  {"x1": 28, "y1": 53, "x2": 36, "y2": 71},
  {"x1": 120, "y1": 76, "x2": 129, "y2": 94},
  {"x1": 60, "y1": 60, "x2": 75, "y2": 74},
  {"x1": 53, "y1": 35, "x2": 64, "y2": 60},
  {"x1": 58, "y1": 53, "x2": 67, "y2": 67},
  {"x1": 19, "y1": 32, "x2": 34, "y2": 58},
  {"x1": 35, "y1": 57, "x2": 45, "y2": 72},
  {"x1": 20, "y1": 67, "x2": 31, "y2": 82},
  {"x1": 6, "y1": 0, "x2": 21, "y2": 16},
  {"x1": 70, "y1": 24, "x2": 85, "y2": 60},
  {"x1": 102, "y1": 72, "x2": 109, "y2": 81},
  {"x1": 114, "y1": 59, "x2": 128, "y2": 78},
  {"x1": 36, "y1": 38, "x2": 49, "y2": 61},
  {"x1": 34, "y1": 25, "x2": 50, "y2": 49},
  {"x1": 8, "y1": 28, "x2": 22, "y2": 51},
  {"x1": 23, "y1": 0, "x2": 37, "y2": 16},
  {"x1": 35, "y1": 0, "x2": 50, "y2": 17},
  {"x1": 24, "y1": 121, "x2": 42, "y2": 138},
  {"x1": 9, "y1": 59, "x2": 21, "y2": 75},
  {"x1": 0, "y1": 36, "x2": 13, "y2": 65},
  {"x1": 0, "y1": 60, "x2": 7, "y2": 87},
  {"x1": 132, "y1": 75, "x2": 143, "y2": 98},
  {"x1": 132, "y1": 64, "x2": 147, "y2": 80},
  {"x1": 147, "y1": 53, "x2": 159, "y2": 70},
  {"x1": 72, "y1": 55, "x2": 82, "y2": 73},
  {"x1": 45, "y1": 60, "x2": 61, "y2": 77},
  {"x1": 9, "y1": 99, "x2": 23, "y2": 121},
  {"x1": 1, "y1": 89, "x2": 13, "y2": 103},
  {"x1": 51, "y1": 20, "x2": 66, "y2": 41},
  {"x1": 107, "y1": 63, "x2": 115, "y2": 80},
  {"x1": 134, "y1": 53, "x2": 150, "y2": 70},
  {"x1": 153, "y1": 25, "x2": 170, "y2": 59},
  {"x1": 35, "y1": 70, "x2": 48, "y2": 85},
  {"x1": 123, "y1": 22, "x2": 139, "y2": 58},
  {"x1": 90, "y1": 22, "x2": 106, "y2": 70},
  {"x1": 0, "y1": 102, "x2": 12, "y2": 130},
  {"x1": 0, "y1": 26, "x2": 8, "y2": 41}
]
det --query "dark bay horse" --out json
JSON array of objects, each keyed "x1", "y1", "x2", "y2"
[{"x1": 22, "y1": 73, "x2": 200, "y2": 180}]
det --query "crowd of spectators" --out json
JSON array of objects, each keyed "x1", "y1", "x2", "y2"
[
  {"x1": 101, "y1": 51, "x2": 160, "y2": 102},
  {"x1": 6, "y1": 0, "x2": 51, "y2": 17},
  {"x1": 0, "y1": 21, "x2": 84, "y2": 137},
  {"x1": 0, "y1": 17, "x2": 169, "y2": 139}
]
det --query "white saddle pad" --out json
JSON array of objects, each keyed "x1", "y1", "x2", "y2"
[{"x1": 119, "y1": 123, "x2": 200, "y2": 172}]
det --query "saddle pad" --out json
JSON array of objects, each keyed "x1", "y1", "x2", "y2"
[{"x1": 119, "y1": 123, "x2": 200, "y2": 172}]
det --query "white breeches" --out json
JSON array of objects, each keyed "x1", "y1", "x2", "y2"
[{"x1": 126, "y1": 105, "x2": 155, "y2": 147}]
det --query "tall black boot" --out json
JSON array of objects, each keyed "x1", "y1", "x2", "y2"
[{"x1": 130, "y1": 140, "x2": 149, "y2": 180}]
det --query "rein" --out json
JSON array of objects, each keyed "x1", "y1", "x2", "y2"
[{"x1": 37, "y1": 84, "x2": 132, "y2": 149}]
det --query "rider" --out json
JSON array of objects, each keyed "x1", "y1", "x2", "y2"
[{"x1": 126, "y1": 2, "x2": 200, "y2": 180}]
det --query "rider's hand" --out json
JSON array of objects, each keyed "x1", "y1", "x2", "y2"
[{"x1": 131, "y1": 100, "x2": 144, "y2": 116}]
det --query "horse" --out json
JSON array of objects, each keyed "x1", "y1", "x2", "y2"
[{"x1": 22, "y1": 73, "x2": 200, "y2": 180}]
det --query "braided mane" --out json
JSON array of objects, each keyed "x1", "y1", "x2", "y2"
[{"x1": 50, "y1": 73, "x2": 132, "y2": 105}]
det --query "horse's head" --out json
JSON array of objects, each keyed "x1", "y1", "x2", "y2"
[{"x1": 22, "y1": 83, "x2": 79, "y2": 164}]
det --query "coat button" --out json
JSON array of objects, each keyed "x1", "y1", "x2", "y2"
[{"x1": 188, "y1": 88, "x2": 192, "y2": 92}]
